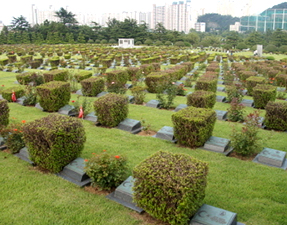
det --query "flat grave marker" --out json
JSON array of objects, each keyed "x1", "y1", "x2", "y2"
[
  {"x1": 57, "y1": 157, "x2": 91, "y2": 187},
  {"x1": 215, "y1": 110, "x2": 228, "y2": 121},
  {"x1": 58, "y1": 105, "x2": 77, "y2": 116},
  {"x1": 84, "y1": 112, "x2": 98, "y2": 123},
  {"x1": 75, "y1": 89, "x2": 83, "y2": 95},
  {"x1": 190, "y1": 204, "x2": 244, "y2": 225},
  {"x1": 16, "y1": 96, "x2": 27, "y2": 106},
  {"x1": 96, "y1": 91, "x2": 108, "y2": 98},
  {"x1": 146, "y1": 99, "x2": 161, "y2": 108},
  {"x1": 154, "y1": 126, "x2": 176, "y2": 142},
  {"x1": 106, "y1": 176, "x2": 144, "y2": 213},
  {"x1": 117, "y1": 118, "x2": 142, "y2": 134},
  {"x1": 217, "y1": 86, "x2": 225, "y2": 92},
  {"x1": 203, "y1": 136, "x2": 233, "y2": 155},
  {"x1": 240, "y1": 99, "x2": 254, "y2": 107},
  {"x1": 174, "y1": 104, "x2": 187, "y2": 112},
  {"x1": 216, "y1": 95, "x2": 226, "y2": 103},
  {"x1": 253, "y1": 148, "x2": 287, "y2": 170},
  {"x1": 14, "y1": 147, "x2": 33, "y2": 164}
]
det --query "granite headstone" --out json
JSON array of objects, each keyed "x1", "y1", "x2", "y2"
[
  {"x1": 117, "y1": 118, "x2": 142, "y2": 134},
  {"x1": 154, "y1": 126, "x2": 176, "y2": 142},
  {"x1": 57, "y1": 157, "x2": 91, "y2": 187}
]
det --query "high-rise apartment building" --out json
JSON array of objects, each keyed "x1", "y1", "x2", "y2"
[{"x1": 151, "y1": 1, "x2": 193, "y2": 33}]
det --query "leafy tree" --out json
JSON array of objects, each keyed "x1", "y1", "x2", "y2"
[
  {"x1": 11, "y1": 15, "x2": 30, "y2": 33},
  {"x1": 55, "y1": 7, "x2": 78, "y2": 25},
  {"x1": 153, "y1": 23, "x2": 167, "y2": 41},
  {"x1": 77, "y1": 32, "x2": 86, "y2": 43},
  {"x1": 197, "y1": 13, "x2": 239, "y2": 32},
  {"x1": 270, "y1": 29, "x2": 287, "y2": 47},
  {"x1": 245, "y1": 31, "x2": 265, "y2": 47},
  {"x1": 225, "y1": 31, "x2": 241, "y2": 48}
]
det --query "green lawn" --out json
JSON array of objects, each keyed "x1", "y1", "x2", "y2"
[{"x1": 0, "y1": 61, "x2": 287, "y2": 225}]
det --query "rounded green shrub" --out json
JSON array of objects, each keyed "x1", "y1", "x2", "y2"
[
  {"x1": 23, "y1": 114, "x2": 86, "y2": 173},
  {"x1": 94, "y1": 93, "x2": 128, "y2": 127},
  {"x1": 133, "y1": 150, "x2": 208, "y2": 225},
  {"x1": 172, "y1": 106, "x2": 216, "y2": 147}
]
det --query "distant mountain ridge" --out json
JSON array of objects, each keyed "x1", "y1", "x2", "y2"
[{"x1": 271, "y1": 2, "x2": 287, "y2": 9}]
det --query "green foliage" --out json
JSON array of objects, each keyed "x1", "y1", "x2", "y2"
[
  {"x1": 187, "y1": 90, "x2": 216, "y2": 108},
  {"x1": 156, "y1": 82, "x2": 177, "y2": 109},
  {"x1": 230, "y1": 111, "x2": 262, "y2": 156},
  {"x1": 133, "y1": 150, "x2": 208, "y2": 225},
  {"x1": 0, "y1": 99, "x2": 9, "y2": 128},
  {"x1": 253, "y1": 84, "x2": 277, "y2": 109},
  {"x1": 80, "y1": 77, "x2": 105, "y2": 97},
  {"x1": 195, "y1": 75, "x2": 217, "y2": 93},
  {"x1": 227, "y1": 98, "x2": 245, "y2": 122},
  {"x1": 23, "y1": 114, "x2": 86, "y2": 173},
  {"x1": 85, "y1": 150, "x2": 128, "y2": 190},
  {"x1": 94, "y1": 93, "x2": 128, "y2": 127},
  {"x1": 246, "y1": 76, "x2": 266, "y2": 96},
  {"x1": 49, "y1": 57, "x2": 60, "y2": 67},
  {"x1": 36, "y1": 81, "x2": 71, "y2": 112},
  {"x1": 145, "y1": 72, "x2": 169, "y2": 93},
  {"x1": 0, "y1": 120, "x2": 25, "y2": 154},
  {"x1": 1, "y1": 86, "x2": 24, "y2": 102},
  {"x1": 130, "y1": 86, "x2": 147, "y2": 104},
  {"x1": 16, "y1": 72, "x2": 44, "y2": 86},
  {"x1": 23, "y1": 85, "x2": 37, "y2": 106},
  {"x1": 106, "y1": 70, "x2": 129, "y2": 94},
  {"x1": 225, "y1": 82, "x2": 244, "y2": 102},
  {"x1": 43, "y1": 69, "x2": 69, "y2": 83},
  {"x1": 275, "y1": 74, "x2": 287, "y2": 87},
  {"x1": 265, "y1": 101, "x2": 287, "y2": 131},
  {"x1": 71, "y1": 96, "x2": 93, "y2": 117},
  {"x1": 74, "y1": 71, "x2": 92, "y2": 82},
  {"x1": 172, "y1": 106, "x2": 216, "y2": 147}
]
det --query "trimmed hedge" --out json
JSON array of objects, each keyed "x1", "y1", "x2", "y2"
[
  {"x1": 253, "y1": 84, "x2": 276, "y2": 109},
  {"x1": 43, "y1": 69, "x2": 69, "y2": 83},
  {"x1": 80, "y1": 77, "x2": 105, "y2": 96},
  {"x1": 94, "y1": 93, "x2": 128, "y2": 127},
  {"x1": 23, "y1": 114, "x2": 86, "y2": 173},
  {"x1": 1, "y1": 86, "x2": 25, "y2": 102},
  {"x1": 0, "y1": 100, "x2": 9, "y2": 127},
  {"x1": 133, "y1": 150, "x2": 208, "y2": 225},
  {"x1": 239, "y1": 70, "x2": 257, "y2": 81},
  {"x1": 276, "y1": 74, "x2": 287, "y2": 87},
  {"x1": 145, "y1": 72, "x2": 170, "y2": 93},
  {"x1": 246, "y1": 76, "x2": 265, "y2": 96},
  {"x1": 36, "y1": 81, "x2": 71, "y2": 112},
  {"x1": 106, "y1": 70, "x2": 129, "y2": 94},
  {"x1": 195, "y1": 76, "x2": 217, "y2": 93},
  {"x1": 16, "y1": 72, "x2": 44, "y2": 86},
  {"x1": 172, "y1": 106, "x2": 216, "y2": 147},
  {"x1": 187, "y1": 90, "x2": 216, "y2": 108},
  {"x1": 75, "y1": 71, "x2": 93, "y2": 82},
  {"x1": 264, "y1": 101, "x2": 287, "y2": 131}
]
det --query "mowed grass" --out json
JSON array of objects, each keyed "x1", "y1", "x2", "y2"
[{"x1": 1, "y1": 62, "x2": 287, "y2": 225}]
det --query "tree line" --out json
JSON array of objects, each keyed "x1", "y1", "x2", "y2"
[{"x1": 1, "y1": 7, "x2": 287, "y2": 53}]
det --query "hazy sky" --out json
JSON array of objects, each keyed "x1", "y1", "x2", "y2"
[{"x1": 0, "y1": 0, "x2": 285, "y2": 25}]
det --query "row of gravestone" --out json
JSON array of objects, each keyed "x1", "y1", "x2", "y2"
[{"x1": 1, "y1": 137, "x2": 247, "y2": 225}]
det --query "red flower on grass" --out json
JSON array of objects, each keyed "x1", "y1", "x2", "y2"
[
  {"x1": 115, "y1": 155, "x2": 120, "y2": 159},
  {"x1": 14, "y1": 129, "x2": 18, "y2": 132},
  {"x1": 22, "y1": 120, "x2": 26, "y2": 123},
  {"x1": 84, "y1": 159, "x2": 88, "y2": 162}
]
